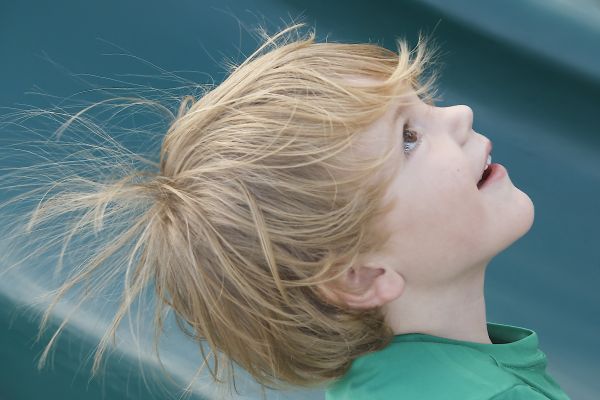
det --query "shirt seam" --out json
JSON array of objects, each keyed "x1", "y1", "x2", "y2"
[
  {"x1": 388, "y1": 342, "x2": 544, "y2": 369},
  {"x1": 492, "y1": 352, "x2": 547, "y2": 368},
  {"x1": 489, "y1": 384, "x2": 550, "y2": 400}
]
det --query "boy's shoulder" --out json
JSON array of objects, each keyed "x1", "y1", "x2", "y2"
[
  {"x1": 327, "y1": 340, "x2": 524, "y2": 400},
  {"x1": 327, "y1": 323, "x2": 571, "y2": 400}
]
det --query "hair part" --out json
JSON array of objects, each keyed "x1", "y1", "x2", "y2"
[{"x1": 0, "y1": 21, "x2": 441, "y2": 399}]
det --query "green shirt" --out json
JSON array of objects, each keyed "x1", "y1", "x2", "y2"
[{"x1": 326, "y1": 322, "x2": 571, "y2": 399}]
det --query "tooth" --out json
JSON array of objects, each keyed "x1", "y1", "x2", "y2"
[{"x1": 487, "y1": 154, "x2": 492, "y2": 165}]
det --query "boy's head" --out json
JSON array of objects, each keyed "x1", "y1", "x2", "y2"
[
  {"x1": 2, "y1": 20, "x2": 533, "y2": 399},
  {"x1": 148, "y1": 25, "x2": 440, "y2": 390}
]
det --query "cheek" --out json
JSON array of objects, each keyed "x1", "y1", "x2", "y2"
[
  {"x1": 391, "y1": 163, "x2": 477, "y2": 229},
  {"x1": 380, "y1": 162, "x2": 487, "y2": 270},
  {"x1": 434, "y1": 167, "x2": 486, "y2": 228},
  {"x1": 434, "y1": 163, "x2": 480, "y2": 207},
  {"x1": 413, "y1": 168, "x2": 487, "y2": 256},
  {"x1": 381, "y1": 197, "x2": 487, "y2": 284}
]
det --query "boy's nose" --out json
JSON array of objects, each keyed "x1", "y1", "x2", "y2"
[{"x1": 444, "y1": 104, "x2": 473, "y2": 144}]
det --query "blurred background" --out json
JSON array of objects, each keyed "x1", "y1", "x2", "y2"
[{"x1": 1, "y1": 0, "x2": 598, "y2": 399}]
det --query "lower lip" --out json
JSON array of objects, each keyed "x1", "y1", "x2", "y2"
[{"x1": 478, "y1": 163, "x2": 507, "y2": 190}]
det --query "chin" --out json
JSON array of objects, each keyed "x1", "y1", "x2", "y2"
[
  {"x1": 512, "y1": 189, "x2": 535, "y2": 240},
  {"x1": 490, "y1": 189, "x2": 534, "y2": 254}
]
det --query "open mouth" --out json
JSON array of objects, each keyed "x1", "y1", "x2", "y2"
[{"x1": 477, "y1": 165, "x2": 493, "y2": 189}]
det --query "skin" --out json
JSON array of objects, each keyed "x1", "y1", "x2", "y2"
[{"x1": 320, "y1": 86, "x2": 535, "y2": 344}]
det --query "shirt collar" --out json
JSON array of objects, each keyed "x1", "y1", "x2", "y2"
[{"x1": 391, "y1": 322, "x2": 542, "y2": 366}]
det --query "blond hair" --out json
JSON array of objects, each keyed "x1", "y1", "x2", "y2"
[{"x1": 0, "y1": 21, "x2": 440, "y2": 398}]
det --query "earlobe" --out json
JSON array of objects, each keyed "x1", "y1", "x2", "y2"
[
  {"x1": 317, "y1": 266, "x2": 405, "y2": 310},
  {"x1": 369, "y1": 267, "x2": 406, "y2": 307}
]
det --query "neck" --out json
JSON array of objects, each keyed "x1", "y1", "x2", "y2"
[{"x1": 384, "y1": 265, "x2": 491, "y2": 344}]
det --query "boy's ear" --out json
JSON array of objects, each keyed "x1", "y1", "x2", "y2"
[{"x1": 317, "y1": 265, "x2": 405, "y2": 309}]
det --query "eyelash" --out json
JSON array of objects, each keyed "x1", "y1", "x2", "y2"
[{"x1": 403, "y1": 124, "x2": 422, "y2": 155}]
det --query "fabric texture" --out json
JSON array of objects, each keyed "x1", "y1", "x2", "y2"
[{"x1": 325, "y1": 322, "x2": 571, "y2": 399}]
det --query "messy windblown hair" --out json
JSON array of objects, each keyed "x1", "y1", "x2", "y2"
[{"x1": 0, "y1": 21, "x2": 440, "y2": 399}]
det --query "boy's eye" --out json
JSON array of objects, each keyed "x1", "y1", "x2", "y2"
[{"x1": 403, "y1": 124, "x2": 421, "y2": 155}]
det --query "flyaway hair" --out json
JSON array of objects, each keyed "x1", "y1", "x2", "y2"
[{"x1": 0, "y1": 21, "x2": 441, "y2": 399}]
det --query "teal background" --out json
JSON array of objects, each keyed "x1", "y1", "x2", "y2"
[{"x1": 1, "y1": 0, "x2": 598, "y2": 399}]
